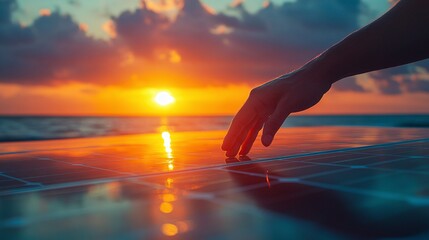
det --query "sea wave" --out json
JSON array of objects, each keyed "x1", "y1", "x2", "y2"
[{"x1": 1, "y1": 115, "x2": 428, "y2": 142}]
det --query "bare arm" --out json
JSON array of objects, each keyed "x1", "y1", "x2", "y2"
[
  {"x1": 316, "y1": 0, "x2": 429, "y2": 81},
  {"x1": 222, "y1": 0, "x2": 429, "y2": 157}
]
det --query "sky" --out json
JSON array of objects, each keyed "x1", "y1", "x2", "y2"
[{"x1": 1, "y1": 0, "x2": 429, "y2": 116}]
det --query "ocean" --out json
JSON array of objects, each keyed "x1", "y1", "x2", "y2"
[{"x1": 1, "y1": 115, "x2": 429, "y2": 142}]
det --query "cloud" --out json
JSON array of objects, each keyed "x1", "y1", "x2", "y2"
[
  {"x1": 110, "y1": 0, "x2": 364, "y2": 85},
  {"x1": 114, "y1": 4, "x2": 170, "y2": 58},
  {"x1": 0, "y1": 0, "x2": 33, "y2": 46},
  {"x1": 370, "y1": 72, "x2": 402, "y2": 95},
  {"x1": 368, "y1": 60, "x2": 429, "y2": 94},
  {"x1": 0, "y1": 0, "x2": 15, "y2": 24},
  {"x1": 332, "y1": 77, "x2": 367, "y2": 92},
  {"x1": 1, "y1": 0, "x2": 428, "y2": 95},
  {"x1": 0, "y1": 1, "x2": 121, "y2": 85}
]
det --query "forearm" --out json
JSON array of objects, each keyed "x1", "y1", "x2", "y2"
[{"x1": 306, "y1": 0, "x2": 429, "y2": 84}]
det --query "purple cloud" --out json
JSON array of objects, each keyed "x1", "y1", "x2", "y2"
[{"x1": 0, "y1": 0, "x2": 428, "y2": 95}]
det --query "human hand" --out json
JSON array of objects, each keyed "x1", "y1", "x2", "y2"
[{"x1": 222, "y1": 68, "x2": 332, "y2": 157}]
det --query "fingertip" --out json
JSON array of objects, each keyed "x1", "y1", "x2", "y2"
[
  {"x1": 225, "y1": 151, "x2": 237, "y2": 158},
  {"x1": 261, "y1": 134, "x2": 273, "y2": 147},
  {"x1": 239, "y1": 149, "x2": 248, "y2": 156},
  {"x1": 239, "y1": 144, "x2": 249, "y2": 156}
]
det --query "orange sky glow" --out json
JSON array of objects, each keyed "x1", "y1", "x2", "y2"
[
  {"x1": 1, "y1": 0, "x2": 429, "y2": 116},
  {"x1": 2, "y1": 82, "x2": 429, "y2": 116}
]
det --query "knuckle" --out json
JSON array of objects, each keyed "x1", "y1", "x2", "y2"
[
  {"x1": 268, "y1": 114, "x2": 286, "y2": 128},
  {"x1": 249, "y1": 87, "x2": 262, "y2": 98},
  {"x1": 248, "y1": 87, "x2": 272, "y2": 116}
]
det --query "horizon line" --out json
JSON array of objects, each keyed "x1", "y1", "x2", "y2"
[{"x1": 1, "y1": 113, "x2": 429, "y2": 118}]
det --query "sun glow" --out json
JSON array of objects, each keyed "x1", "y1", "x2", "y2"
[{"x1": 155, "y1": 91, "x2": 175, "y2": 106}]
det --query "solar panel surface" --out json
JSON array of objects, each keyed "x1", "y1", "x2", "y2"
[{"x1": 1, "y1": 127, "x2": 429, "y2": 239}]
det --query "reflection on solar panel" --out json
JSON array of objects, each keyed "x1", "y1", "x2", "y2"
[{"x1": 1, "y1": 127, "x2": 429, "y2": 239}]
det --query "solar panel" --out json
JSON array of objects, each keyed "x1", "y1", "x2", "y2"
[{"x1": 1, "y1": 127, "x2": 429, "y2": 239}]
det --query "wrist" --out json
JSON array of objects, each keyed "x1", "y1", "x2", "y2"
[{"x1": 302, "y1": 53, "x2": 340, "y2": 86}]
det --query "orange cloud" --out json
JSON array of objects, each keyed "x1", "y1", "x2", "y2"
[
  {"x1": 210, "y1": 24, "x2": 233, "y2": 35},
  {"x1": 230, "y1": 0, "x2": 244, "y2": 8},
  {"x1": 39, "y1": 8, "x2": 51, "y2": 16},
  {"x1": 79, "y1": 23, "x2": 89, "y2": 32},
  {"x1": 145, "y1": 0, "x2": 183, "y2": 16},
  {"x1": 102, "y1": 20, "x2": 117, "y2": 38}
]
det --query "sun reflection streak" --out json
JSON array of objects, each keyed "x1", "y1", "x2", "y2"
[
  {"x1": 161, "y1": 131, "x2": 174, "y2": 171},
  {"x1": 166, "y1": 178, "x2": 174, "y2": 188},
  {"x1": 160, "y1": 202, "x2": 173, "y2": 213},
  {"x1": 266, "y1": 170, "x2": 271, "y2": 188},
  {"x1": 158, "y1": 131, "x2": 188, "y2": 236},
  {"x1": 161, "y1": 223, "x2": 178, "y2": 236},
  {"x1": 163, "y1": 193, "x2": 176, "y2": 202}
]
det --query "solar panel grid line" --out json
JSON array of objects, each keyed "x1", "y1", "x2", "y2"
[
  {"x1": 24, "y1": 172, "x2": 126, "y2": 186},
  {"x1": 298, "y1": 179, "x2": 429, "y2": 205},
  {"x1": 220, "y1": 165, "x2": 352, "y2": 182},
  {"x1": 366, "y1": 147, "x2": 429, "y2": 155},
  {"x1": 0, "y1": 182, "x2": 36, "y2": 191},
  {"x1": 343, "y1": 158, "x2": 429, "y2": 178},
  {"x1": 323, "y1": 171, "x2": 397, "y2": 186},
  {"x1": 366, "y1": 166, "x2": 429, "y2": 176},
  {"x1": 366, "y1": 157, "x2": 422, "y2": 167},
  {"x1": 123, "y1": 178, "x2": 171, "y2": 191},
  {"x1": 0, "y1": 172, "x2": 41, "y2": 186},
  {"x1": 266, "y1": 163, "x2": 319, "y2": 172},
  {"x1": 333, "y1": 155, "x2": 378, "y2": 164},
  {"x1": 69, "y1": 163, "x2": 136, "y2": 176},
  {"x1": 296, "y1": 168, "x2": 354, "y2": 180},
  {"x1": 222, "y1": 162, "x2": 314, "y2": 175},
  {"x1": 207, "y1": 181, "x2": 275, "y2": 196},
  {"x1": 0, "y1": 150, "x2": 32, "y2": 156},
  {"x1": 290, "y1": 160, "x2": 359, "y2": 168},
  {"x1": 217, "y1": 168, "x2": 269, "y2": 179},
  {"x1": 21, "y1": 168, "x2": 106, "y2": 180},
  {"x1": 351, "y1": 152, "x2": 427, "y2": 159},
  {"x1": 348, "y1": 142, "x2": 429, "y2": 153},
  {"x1": 296, "y1": 152, "x2": 363, "y2": 162},
  {"x1": 0, "y1": 176, "x2": 133, "y2": 196},
  {"x1": 333, "y1": 155, "x2": 406, "y2": 166},
  {"x1": 221, "y1": 151, "x2": 355, "y2": 169},
  {"x1": 31, "y1": 155, "x2": 137, "y2": 176},
  {"x1": 247, "y1": 156, "x2": 369, "y2": 170},
  {"x1": 1, "y1": 168, "x2": 122, "y2": 183}
]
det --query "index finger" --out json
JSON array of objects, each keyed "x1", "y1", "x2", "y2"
[{"x1": 222, "y1": 99, "x2": 256, "y2": 151}]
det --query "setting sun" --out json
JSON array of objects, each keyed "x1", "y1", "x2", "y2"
[{"x1": 154, "y1": 91, "x2": 175, "y2": 106}]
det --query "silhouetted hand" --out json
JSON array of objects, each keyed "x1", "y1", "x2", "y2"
[{"x1": 222, "y1": 68, "x2": 332, "y2": 157}]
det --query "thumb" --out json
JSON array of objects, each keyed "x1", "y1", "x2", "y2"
[{"x1": 261, "y1": 100, "x2": 290, "y2": 147}]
